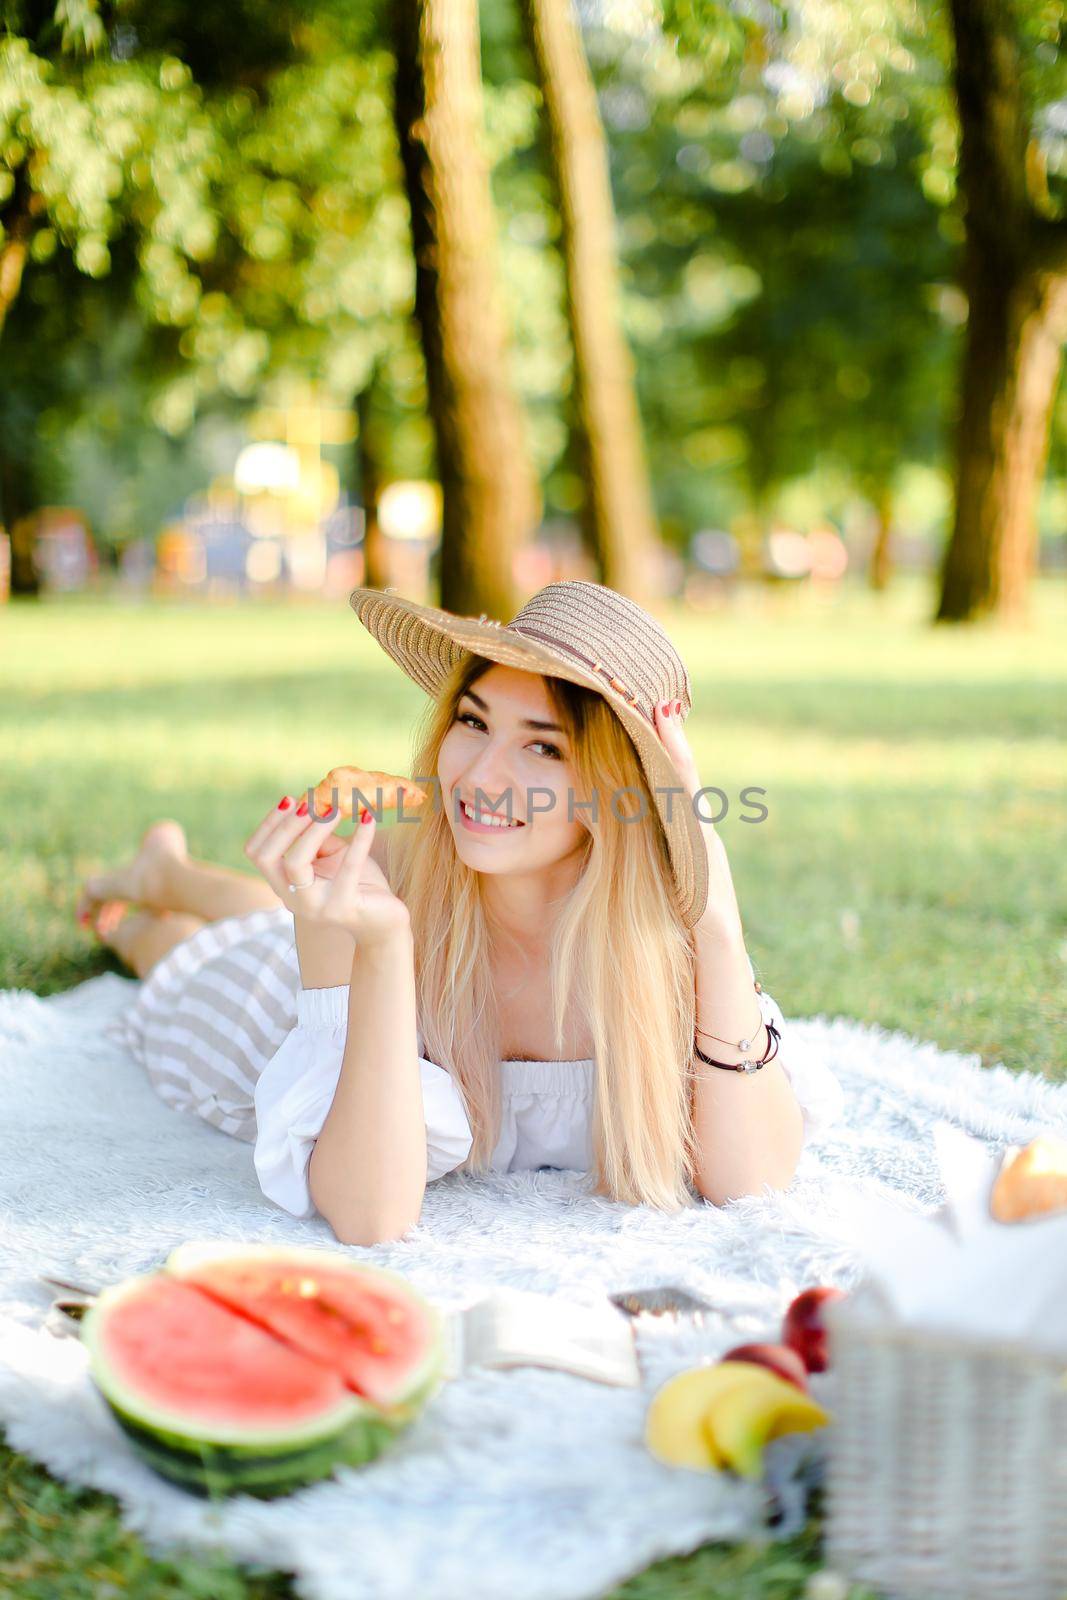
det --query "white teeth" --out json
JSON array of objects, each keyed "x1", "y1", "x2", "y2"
[{"x1": 461, "y1": 800, "x2": 521, "y2": 828}]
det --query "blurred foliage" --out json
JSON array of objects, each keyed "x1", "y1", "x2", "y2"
[
  {"x1": 1, "y1": 0, "x2": 1065, "y2": 553},
  {"x1": 598, "y1": 32, "x2": 957, "y2": 532}
]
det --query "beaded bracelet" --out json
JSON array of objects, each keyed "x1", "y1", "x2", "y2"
[
  {"x1": 693, "y1": 1018, "x2": 781, "y2": 1074},
  {"x1": 695, "y1": 978, "x2": 767, "y2": 1051}
]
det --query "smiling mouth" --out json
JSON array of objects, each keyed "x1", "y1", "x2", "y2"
[{"x1": 458, "y1": 799, "x2": 525, "y2": 830}]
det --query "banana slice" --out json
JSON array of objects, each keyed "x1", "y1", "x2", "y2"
[
  {"x1": 699, "y1": 1361, "x2": 830, "y2": 1480},
  {"x1": 645, "y1": 1361, "x2": 761, "y2": 1472}
]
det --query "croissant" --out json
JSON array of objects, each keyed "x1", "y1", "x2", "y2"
[
  {"x1": 989, "y1": 1134, "x2": 1067, "y2": 1224},
  {"x1": 312, "y1": 766, "x2": 430, "y2": 823}
]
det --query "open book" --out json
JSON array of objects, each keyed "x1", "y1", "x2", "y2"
[{"x1": 444, "y1": 1288, "x2": 641, "y2": 1388}]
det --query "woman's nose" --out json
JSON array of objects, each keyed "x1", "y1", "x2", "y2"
[{"x1": 463, "y1": 750, "x2": 515, "y2": 802}]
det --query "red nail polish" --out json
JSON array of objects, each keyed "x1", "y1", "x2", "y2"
[
  {"x1": 664, "y1": 703, "x2": 672, "y2": 718},
  {"x1": 361, "y1": 807, "x2": 372, "y2": 824},
  {"x1": 277, "y1": 797, "x2": 292, "y2": 810},
  {"x1": 295, "y1": 800, "x2": 309, "y2": 816},
  {"x1": 674, "y1": 701, "x2": 681, "y2": 715}
]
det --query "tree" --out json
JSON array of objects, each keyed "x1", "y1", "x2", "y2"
[
  {"x1": 519, "y1": 0, "x2": 660, "y2": 599},
  {"x1": 0, "y1": 0, "x2": 310, "y2": 591},
  {"x1": 391, "y1": 0, "x2": 540, "y2": 617},
  {"x1": 654, "y1": 0, "x2": 1067, "y2": 608},
  {"x1": 0, "y1": 1, "x2": 420, "y2": 587},
  {"x1": 935, "y1": 0, "x2": 1067, "y2": 622}
]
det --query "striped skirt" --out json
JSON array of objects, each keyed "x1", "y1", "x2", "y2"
[{"x1": 103, "y1": 906, "x2": 301, "y2": 1143}]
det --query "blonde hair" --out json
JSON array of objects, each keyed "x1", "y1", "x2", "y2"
[{"x1": 382, "y1": 652, "x2": 702, "y2": 1211}]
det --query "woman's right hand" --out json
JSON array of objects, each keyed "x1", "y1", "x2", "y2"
[{"x1": 244, "y1": 797, "x2": 411, "y2": 946}]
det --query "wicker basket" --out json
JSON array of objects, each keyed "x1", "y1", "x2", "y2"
[{"x1": 822, "y1": 1284, "x2": 1067, "y2": 1600}]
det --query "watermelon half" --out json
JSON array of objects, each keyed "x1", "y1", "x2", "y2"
[{"x1": 80, "y1": 1244, "x2": 447, "y2": 1500}]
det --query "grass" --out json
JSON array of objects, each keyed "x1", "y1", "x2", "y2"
[{"x1": 1, "y1": 575, "x2": 1064, "y2": 1599}]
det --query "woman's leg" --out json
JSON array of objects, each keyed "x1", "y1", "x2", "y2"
[
  {"x1": 100, "y1": 907, "x2": 209, "y2": 979},
  {"x1": 152, "y1": 853, "x2": 284, "y2": 922},
  {"x1": 77, "y1": 819, "x2": 283, "y2": 927}
]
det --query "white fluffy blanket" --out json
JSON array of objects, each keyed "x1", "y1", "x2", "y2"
[{"x1": 2, "y1": 972, "x2": 1065, "y2": 1600}]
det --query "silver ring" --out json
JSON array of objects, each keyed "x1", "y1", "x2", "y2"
[{"x1": 287, "y1": 878, "x2": 314, "y2": 893}]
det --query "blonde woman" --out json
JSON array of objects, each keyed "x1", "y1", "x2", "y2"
[{"x1": 82, "y1": 581, "x2": 844, "y2": 1245}]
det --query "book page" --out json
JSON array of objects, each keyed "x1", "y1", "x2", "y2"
[{"x1": 445, "y1": 1289, "x2": 640, "y2": 1387}]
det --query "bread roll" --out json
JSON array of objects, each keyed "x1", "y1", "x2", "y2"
[
  {"x1": 312, "y1": 766, "x2": 429, "y2": 822},
  {"x1": 989, "y1": 1134, "x2": 1067, "y2": 1223}
]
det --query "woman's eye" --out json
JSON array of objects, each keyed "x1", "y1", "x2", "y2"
[{"x1": 456, "y1": 712, "x2": 562, "y2": 761}]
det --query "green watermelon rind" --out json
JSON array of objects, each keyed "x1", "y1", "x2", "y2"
[
  {"x1": 163, "y1": 1242, "x2": 448, "y2": 1411},
  {"x1": 111, "y1": 1400, "x2": 397, "y2": 1472},
  {"x1": 81, "y1": 1275, "x2": 367, "y2": 1452},
  {"x1": 109, "y1": 1399, "x2": 397, "y2": 1501}
]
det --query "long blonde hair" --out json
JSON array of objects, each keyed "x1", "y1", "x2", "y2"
[{"x1": 383, "y1": 652, "x2": 701, "y2": 1211}]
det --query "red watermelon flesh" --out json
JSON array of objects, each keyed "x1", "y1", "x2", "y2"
[
  {"x1": 92, "y1": 1275, "x2": 351, "y2": 1439},
  {"x1": 167, "y1": 1250, "x2": 440, "y2": 1410}
]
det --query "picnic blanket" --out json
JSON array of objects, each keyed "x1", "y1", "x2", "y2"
[{"x1": 2, "y1": 970, "x2": 1065, "y2": 1600}]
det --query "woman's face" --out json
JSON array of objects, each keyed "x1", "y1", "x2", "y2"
[{"x1": 437, "y1": 664, "x2": 588, "y2": 878}]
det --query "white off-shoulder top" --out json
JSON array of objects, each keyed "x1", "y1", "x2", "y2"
[{"x1": 252, "y1": 959, "x2": 846, "y2": 1219}]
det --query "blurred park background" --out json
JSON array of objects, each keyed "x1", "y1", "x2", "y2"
[
  {"x1": 2, "y1": 1, "x2": 1066, "y2": 1596},
  {"x1": 2, "y1": 0, "x2": 1066, "y2": 619}
]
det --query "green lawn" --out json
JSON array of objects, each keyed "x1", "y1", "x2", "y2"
[{"x1": 2, "y1": 577, "x2": 1064, "y2": 1599}]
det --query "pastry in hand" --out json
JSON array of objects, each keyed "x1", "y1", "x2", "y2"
[
  {"x1": 989, "y1": 1134, "x2": 1067, "y2": 1223},
  {"x1": 312, "y1": 766, "x2": 430, "y2": 825}
]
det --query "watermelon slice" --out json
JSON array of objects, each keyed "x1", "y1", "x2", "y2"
[
  {"x1": 164, "y1": 1242, "x2": 445, "y2": 1417},
  {"x1": 80, "y1": 1244, "x2": 447, "y2": 1499}
]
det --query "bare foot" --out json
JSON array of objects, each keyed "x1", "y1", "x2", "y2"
[{"x1": 76, "y1": 820, "x2": 188, "y2": 928}]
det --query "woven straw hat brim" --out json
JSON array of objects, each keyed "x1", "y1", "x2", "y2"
[{"x1": 348, "y1": 586, "x2": 709, "y2": 929}]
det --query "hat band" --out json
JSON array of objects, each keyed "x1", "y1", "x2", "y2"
[{"x1": 505, "y1": 622, "x2": 653, "y2": 726}]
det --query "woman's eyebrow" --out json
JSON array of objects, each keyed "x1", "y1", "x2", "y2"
[{"x1": 461, "y1": 688, "x2": 565, "y2": 735}]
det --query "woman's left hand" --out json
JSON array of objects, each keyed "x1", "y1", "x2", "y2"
[{"x1": 652, "y1": 698, "x2": 702, "y2": 804}]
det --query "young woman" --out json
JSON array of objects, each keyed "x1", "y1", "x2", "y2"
[{"x1": 82, "y1": 580, "x2": 844, "y2": 1244}]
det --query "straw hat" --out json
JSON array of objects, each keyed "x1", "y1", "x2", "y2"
[{"x1": 348, "y1": 579, "x2": 709, "y2": 929}]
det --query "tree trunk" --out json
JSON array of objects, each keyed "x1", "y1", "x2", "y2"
[
  {"x1": 868, "y1": 483, "x2": 893, "y2": 591},
  {"x1": 0, "y1": 166, "x2": 44, "y2": 337},
  {"x1": 391, "y1": 0, "x2": 540, "y2": 618},
  {"x1": 519, "y1": 0, "x2": 659, "y2": 602},
  {"x1": 355, "y1": 380, "x2": 390, "y2": 591},
  {"x1": 0, "y1": 229, "x2": 29, "y2": 337},
  {"x1": 1, "y1": 171, "x2": 42, "y2": 596},
  {"x1": 936, "y1": 261, "x2": 1067, "y2": 623},
  {"x1": 0, "y1": 447, "x2": 40, "y2": 598},
  {"x1": 936, "y1": 0, "x2": 1067, "y2": 622}
]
